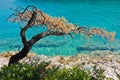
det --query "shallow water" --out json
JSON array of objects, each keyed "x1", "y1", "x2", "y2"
[{"x1": 0, "y1": 0, "x2": 120, "y2": 56}]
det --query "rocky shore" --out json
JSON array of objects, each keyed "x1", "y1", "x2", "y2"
[
  {"x1": 0, "y1": 50, "x2": 120, "y2": 80},
  {"x1": 0, "y1": 51, "x2": 36, "y2": 68}
]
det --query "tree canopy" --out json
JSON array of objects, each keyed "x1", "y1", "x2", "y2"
[{"x1": 10, "y1": 6, "x2": 115, "y2": 41}]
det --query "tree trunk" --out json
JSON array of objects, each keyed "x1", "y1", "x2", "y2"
[
  {"x1": 8, "y1": 43, "x2": 32, "y2": 66},
  {"x1": 8, "y1": 31, "x2": 65, "y2": 66}
]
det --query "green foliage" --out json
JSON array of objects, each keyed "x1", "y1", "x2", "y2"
[
  {"x1": 105, "y1": 77, "x2": 114, "y2": 80},
  {"x1": 0, "y1": 62, "x2": 49, "y2": 80},
  {"x1": 117, "y1": 73, "x2": 120, "y2": 80},
  {"x1": 45, "y1": 67, "x2": 92, "y2": 80},
  {"x1": 0, "y1": 62, "x2": 107, "y2": 80},
  {"x1": 92, "y1": 65, "x2": 105, "y2": 80}
]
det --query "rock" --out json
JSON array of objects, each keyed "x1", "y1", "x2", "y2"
[
  {"x1": 60, "y1": 64, "x2": 71, "y2": 69},
  {"x1": 68, "y1": 58, "x2": 82, "y2": 66},
  {"x1": 104, "y1": 67, "x2": 119, "y2": 80},
  {"x1": 0, "y1": 57, "x2": 9, "y2": 68},
  {"x1": 0, "y1": 51, "x2": 18, "y2": 58},
  {"x1": 51, "y1": 56, "x2": 63, "y2": 62},
  {"x1": 51, "y1": 56, "x2": 66, "y2": 64},
  {"x1": 0, "y1": 52, "x2": 11, "y2": 58},
  {"x1": 26, "y1": 52, "x2": 36, "y2": 58},
  {"x1": 8, "y1": 51, "x2": 16, "y2": 56},
  {"x1": 46, "y1": 62, "x2": 62, "y2": 69},
  {"x1": 1, "y1": 50, "x2": 120, "y2": 79},
  {"x1": 26, "y1": 55, "x2": 48, "y2": 64}
]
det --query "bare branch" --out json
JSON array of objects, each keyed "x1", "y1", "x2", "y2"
[
  {"x1": 22, "y1": 5, "x2": 37, "y2": 14},
  {"x1": 9, "y1": 6, "x2": 116, "y2": 45},
  {"x1": 20, "y1": 7, "x2": 37, "y2": 45},
  {"x1": 29, "y1": 30, "x2": 65, "y2": 46},
  {"x1": 69, "y1": 33, "x2": 74, "y2": 38}
]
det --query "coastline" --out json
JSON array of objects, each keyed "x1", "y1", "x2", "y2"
[{"x1": 0, "y1": 50, "x2": 120, "y2": 80}]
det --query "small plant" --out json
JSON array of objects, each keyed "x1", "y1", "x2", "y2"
[
  {"x1": 45, "y1": 67, "x2": 92, "y2": 80},
  {"x1": 0, "y1": 63, "x2": 34, "y2": 80},
  {"x1": 117, "y1": 73, "x2": 120, "y2": 80},
  {"x1": 0, "y1": 62, "x2": 111, "y2": 80},
  {"x1": 0, "y1": 63, "x2": 93, "y2": 80},
  {"x1": 0, "y1": 62, "x2": 50, "y2": 80},
  {"x1": 92, "y1": 65, "x2": 105, "y2": 80}
]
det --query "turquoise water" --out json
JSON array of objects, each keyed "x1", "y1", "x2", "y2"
[{"x1": 0, "y1": 0, "x2": 120, "y2": 56}]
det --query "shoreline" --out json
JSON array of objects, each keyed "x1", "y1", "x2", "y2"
[{"x1": 0, "y1": 50, "x2": 120, "y2": 80}]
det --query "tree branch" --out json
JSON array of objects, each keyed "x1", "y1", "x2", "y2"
[
  {"x1": 20, "y1": 9, "x2": 37, "y2": 45},
  {"x1": 22, "y1": 5, "x2": 37, "y2": 14},
  {"x1": 29, "y1": 30, "x2": 66, "y2": 46}
]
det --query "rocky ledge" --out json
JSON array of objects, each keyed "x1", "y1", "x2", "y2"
[
  {"x1": 0, "y1": 50, "x2": 120, "y2": 80},
  {"x1": 0, "y1": 51, "x2": 36, "y2": 68}
]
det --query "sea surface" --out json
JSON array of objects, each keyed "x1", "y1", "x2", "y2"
[{"x1": 0, "y1": 0, "x2": 120, "y2": 56}]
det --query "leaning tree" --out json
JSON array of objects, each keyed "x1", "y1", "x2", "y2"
[{"x1": 8, "y1": 6, "x2": 116, "y2": 66}]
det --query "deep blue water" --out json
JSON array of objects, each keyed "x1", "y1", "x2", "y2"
[{"x1": 0, "y1": 0, "x2": 120, "y2": 56}]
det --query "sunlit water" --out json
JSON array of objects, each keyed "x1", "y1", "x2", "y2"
[{"x1": 0, "y1": 0, "x2": 120, "y2": 56}]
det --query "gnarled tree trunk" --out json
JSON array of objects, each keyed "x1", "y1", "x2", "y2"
[
  {"x1": 8, "y1": 7, "x2": 37, "y2": 66},
  {"x1": 8, "y1": 6, "x2": 66, "y2": 66},
  {"x1": 8, "y1": 43, "x2": 32, "y2": 66}
]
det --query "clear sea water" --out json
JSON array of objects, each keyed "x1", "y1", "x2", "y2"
[{"x1": 0, "y1": 0, "x2": 120, "y2": 56}]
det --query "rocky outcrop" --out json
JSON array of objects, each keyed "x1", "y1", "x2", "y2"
[
  {"x1": 0, "y1": 51, "x2": 36, "y2": 68},
  {"x1": 24, "y1": 50, "x2": 120, "y2": 80},
  {"x1": 0, "y1": 50, "x2": 120, "y2": 80}
]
